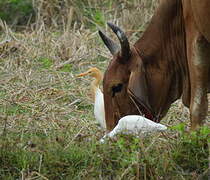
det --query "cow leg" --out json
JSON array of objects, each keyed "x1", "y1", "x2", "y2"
[
  {"x1": 183, "y1": 0, "x2": 210, "y2": 130},
  {"x1": 187, "y1": 35, "x2": 210, "y2": 130}
]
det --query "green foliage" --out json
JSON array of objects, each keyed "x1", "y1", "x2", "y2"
[
  {"x1": 84, "y1": 8, "x2": 105, "y2": 29},
  {"x1": 37, "y1": 57, "x2": 53, "y2": 69},
  {"x1": 170, "y1": 122, "x2": 186, "y2": 132},
  {"x1": 0, "y1": 89, "x2": 7, "y2": 99},
  {"x1": 0, "y1": 0, "x2": 107, "y2": 28},
  {"x1": 59, "y1": 64, "x2": 72, "y2": 72},
  {"x1": 0, "y1": 0, "x2": 34, "y2": 26},
  {"x1": 172, "y1": 126, "x2": 209, "y2": 174},
  {"x1": 77, "y1": 103, "x2": 92, "y2": 111},
  {"x1": 74, "y1": 0, "x2": 111, "y2": 29},
  {"x1": 0, "y1": 104, "x2": 30, "y2": 115}
]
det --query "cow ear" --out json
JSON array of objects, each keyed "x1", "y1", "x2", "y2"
[{"x1": 128, "y1": 65, "x2": 152, "y2": 111}]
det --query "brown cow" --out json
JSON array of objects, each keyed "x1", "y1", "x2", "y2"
[{"x1": 99, "y1": 0, "x2": 210, "y2": 131}]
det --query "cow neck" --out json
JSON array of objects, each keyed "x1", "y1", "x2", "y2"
[{"x1": 133, "y1": 0, "x2": 189, "y2": 119}]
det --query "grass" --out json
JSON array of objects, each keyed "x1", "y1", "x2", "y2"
[
  {"x1": 0, "y1": 127, "x2": 209, "y2": 179},
  {"x1": 0, "y1": 0, "x2": 210, "y2": 179}
]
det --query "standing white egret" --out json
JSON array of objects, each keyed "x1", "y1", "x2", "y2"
[{"x1": 77, "y1": 68, "x2": 106, "y2": 129}]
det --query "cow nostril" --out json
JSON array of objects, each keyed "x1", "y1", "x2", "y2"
[{"x1": 112, "y1": 83, "x2": 123, "y2": 97}]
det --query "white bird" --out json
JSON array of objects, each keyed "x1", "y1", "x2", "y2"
[
  {"x1": 77, "y1": 67, "x2": 106, "y2": 129},
  {"x1": 100, "y1": 115, "x2": 167, "y2": 143}
]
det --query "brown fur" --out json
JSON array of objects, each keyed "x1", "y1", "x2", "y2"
[{"x1": 102, "y1": 0, "x2": 210, "y2": 131}]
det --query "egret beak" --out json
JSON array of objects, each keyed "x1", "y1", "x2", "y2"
[{"x1": 76, "y1": 71, "x2": 89, "y2": 77}]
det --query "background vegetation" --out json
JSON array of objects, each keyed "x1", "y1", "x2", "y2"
[{"x1": 0, "y1": 0, "x2": 209, "y2": 179}]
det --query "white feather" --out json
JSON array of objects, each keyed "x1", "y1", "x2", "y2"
[
  {"x1": 100, "y1": 115, "x2": 167, "y2": 143},
  {"x1": 94, "y1": 88, "x2": 106, "y2": 129}
]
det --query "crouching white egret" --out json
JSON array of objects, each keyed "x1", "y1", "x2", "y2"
[{"x1": 100, "y1": 115, "x2": 167, "y2": 143}]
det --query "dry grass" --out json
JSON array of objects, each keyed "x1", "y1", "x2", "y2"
[{"x1": 0, "y1": 0, "x2": 209, "y2": 179}]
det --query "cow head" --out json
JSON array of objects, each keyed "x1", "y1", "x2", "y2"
[{"x1": 99, "y1": 23, "x2": 155, "y2": 131}]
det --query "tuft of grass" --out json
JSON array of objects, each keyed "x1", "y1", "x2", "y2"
[
  {"x1": 1, "y1": 104, "x2": 31, "y2": 115},
  {"x1": 37, "y1": 57, "x2": 53, "y2": 69},
  {"x1": 172, "y1": 126, "x2": 210, "y2": 174},
  {"x1": 59, "y1": 64, "x2": 72, "y2": 72}
]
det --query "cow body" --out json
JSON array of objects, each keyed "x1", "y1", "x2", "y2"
[
  {"x1": 182, "y1": 0, "x2": 210, "y2": 129},
  {"x1": 99, "y1": 0, "x2": 210, "y2": 131}
]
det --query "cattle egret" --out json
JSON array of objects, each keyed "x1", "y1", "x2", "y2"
[
  {"x1": 100, "y1": 115, "x2": 167, "y2": 143},
  {"x1": 77, "y1": 68, "x2": 106, "y2": 129}
]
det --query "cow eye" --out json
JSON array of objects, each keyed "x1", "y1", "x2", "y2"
[{"x1": 112, "y1": 83, "x2": 123, "y2": 97}]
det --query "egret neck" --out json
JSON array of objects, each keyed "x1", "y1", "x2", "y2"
[{"x1": 90, "y1": 70, "x2": 103, "y2": 101}]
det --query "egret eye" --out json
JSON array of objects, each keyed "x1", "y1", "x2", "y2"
[{"x1": 112, "y1": 83, "x2": 123, "y2": 97}]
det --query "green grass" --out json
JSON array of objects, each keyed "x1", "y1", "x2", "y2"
[
  {"x1": 37, "y1": 57, "x2": 53, "y2": 69},
  {"x1": 59, "y1": 64, "x2": 73, "y2": 72},
  {"x1": 0, "y1": 127, "x2": 209, "y2": 179},
  {"x1": 1, "y1": 104, "x2": 31, "y2": 115}
]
